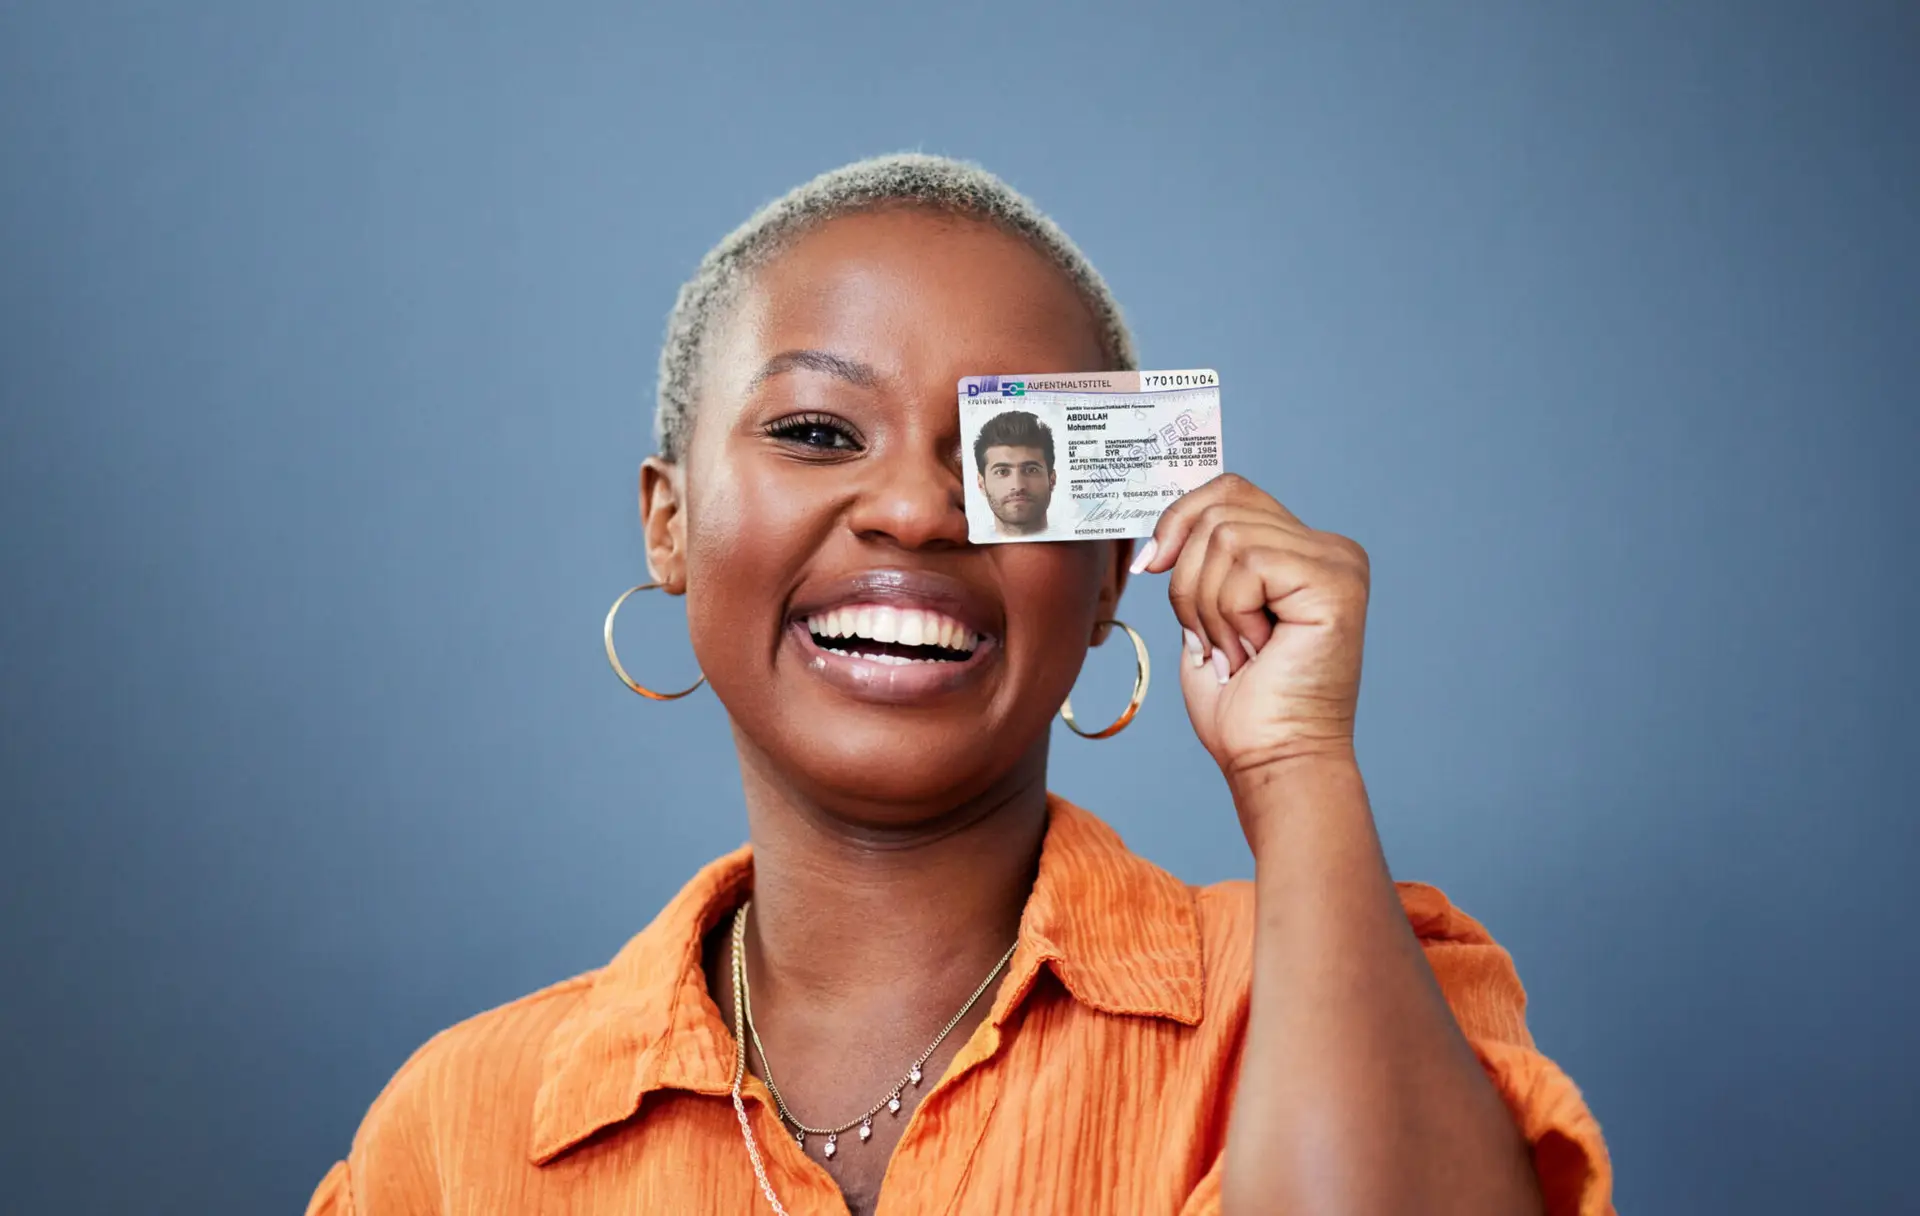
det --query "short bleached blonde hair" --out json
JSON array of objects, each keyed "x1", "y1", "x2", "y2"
[{"x1": 652, "y1": 153, "x2": 1137, "y2": 460}]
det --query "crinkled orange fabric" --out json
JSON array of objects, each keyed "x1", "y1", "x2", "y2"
[{"x1": 307, "y1": 796, "x2": 1613, "y2": 1215}]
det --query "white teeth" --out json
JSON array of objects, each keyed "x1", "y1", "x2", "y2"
[{"x1": 804, "y1": 602, "x2": 981, "y2": 658}]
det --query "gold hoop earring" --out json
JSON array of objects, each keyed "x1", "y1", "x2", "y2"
[
  {"x1": 1060, "y1": 619, "x2": 1150, "y2": 739},
  {"x1": 603, "y1": 582, "x2": 706, "y2": 701}
]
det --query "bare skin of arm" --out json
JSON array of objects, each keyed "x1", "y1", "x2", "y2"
[
  {"x1": 1145, "y1": 475, "x2": 1543, "y2": 1216},
  {"x1": 1224, "y1": 756, "x2": 1540, "y2": 1215}
]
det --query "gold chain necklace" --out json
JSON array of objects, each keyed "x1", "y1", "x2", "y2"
[
  {"x1": 730, "y1": 904, "x2": 791, "y2": 1214},
  {"x1": 729, "y1": 901, "x2": 1017, "y2": 1163}
]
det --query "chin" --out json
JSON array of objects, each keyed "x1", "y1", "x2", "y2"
[{"x1": 763, "y1": 713, "x2": 1040, "y2": 821}]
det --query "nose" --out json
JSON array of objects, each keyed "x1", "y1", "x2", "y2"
[{"x1": 844, "y1": 434, "x2": 970, "y2": 551}]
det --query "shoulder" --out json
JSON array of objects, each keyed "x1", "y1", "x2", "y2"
[
  {"x1": 360, "y1": 969, "x2": 599, "y2": 1129},
  {"x1": 1191, "y1": 878, "x2": 1531, "y2": 1045},
  {"x1": 327, "y1": 843, "x2": 754, "y2": 1206},
  {"x1": 347, "y1": 970, "x2": 602, "y2": 1184}
]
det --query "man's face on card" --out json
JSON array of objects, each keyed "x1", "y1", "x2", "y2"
[{"x1": 979, "y1": 444, "x2": 1054, "y2": 532}]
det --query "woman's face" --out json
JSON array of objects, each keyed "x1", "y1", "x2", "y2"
[{"x1": 644, "y1": 208, "x2": 1128, "y2": 822}]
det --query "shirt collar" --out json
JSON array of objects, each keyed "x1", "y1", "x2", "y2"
[{"x1": 529, "y1": 794, "x2": 1203, "y2": 1165}]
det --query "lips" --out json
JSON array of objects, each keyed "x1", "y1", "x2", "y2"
[{"x1": 786, "y1": 569, "x2": 1000, "y2": 702}]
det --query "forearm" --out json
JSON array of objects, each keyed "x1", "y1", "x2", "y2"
[{"x1": 1220, "y1": 756, "x2": 1542, "y2": 1216}]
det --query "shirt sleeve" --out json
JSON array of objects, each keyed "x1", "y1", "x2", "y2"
[
  {"x1": 1401, "y1": 881, "x2": 1616, "y2": 1216},
  {"x1": 1177, "y1": 881, "x2": 1614, "y2": 1216},
  {"x1": 304, "y1": 1160, "x2": 356, "y2": 1216},
  {"x1": 1176, "y1": 1152, "x2": 1225, "y2": 1216},
  {"x1": 304, "y1": 1033, "x2": 451, "y2": 1216}
]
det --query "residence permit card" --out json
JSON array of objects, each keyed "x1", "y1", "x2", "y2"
[{"x1": 959, "y1": 369, "x2": 1222, "y2": 543}]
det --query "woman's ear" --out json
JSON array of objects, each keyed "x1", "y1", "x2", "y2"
[
  {"x1": 639, "y1": 457, "x2": 689, "y2": 594},
  {"x1": 1091, "y1": 539, "x2": 1135, "y2": 645}
]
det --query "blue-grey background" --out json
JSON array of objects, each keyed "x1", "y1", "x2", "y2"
[{"x1": 2, "y1": 2, "x2": 1914, "y2": 1212}]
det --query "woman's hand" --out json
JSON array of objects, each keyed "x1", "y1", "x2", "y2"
[{"x1": 1132, "y1": 473, "x2": 1371, "y2": 788}]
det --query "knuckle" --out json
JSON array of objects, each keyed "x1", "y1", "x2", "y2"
[
  {"x1": 1232, "y1": 538, "x2": 1276, "y2": 568},
  {"x1": 1340, "y1": 568, "x2": 1371, "y2": 604},
  {"x1": 1224, "y1": 472, "x2": 1277, "y2": 509},
  {"x1": 1318, "y1": 531, "x2": 1366, "y2": 566}
]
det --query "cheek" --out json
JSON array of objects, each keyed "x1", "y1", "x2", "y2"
[
  {"x1": 997, "y1": 543, "x2": 1105, "y2": 674},
  {"x1": 683, "y1": 463, "x2": 754, "y2": 597},
  {"x1": 681, "y1": 460, "x2": 823, "y2": 657}
]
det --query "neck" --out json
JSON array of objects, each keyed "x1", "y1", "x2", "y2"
[{"x1": 731, "y1": 731, "x2": 1049, "y2": 1006}]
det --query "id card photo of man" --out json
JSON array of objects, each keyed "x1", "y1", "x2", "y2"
[{"x1": 971, "y1": 407, "x2": 1068, "y2": 541}]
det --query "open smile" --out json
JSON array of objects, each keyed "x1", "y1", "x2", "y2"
[{"x1": 786, "y1": 571, "x2": 1000, "y2": 703}]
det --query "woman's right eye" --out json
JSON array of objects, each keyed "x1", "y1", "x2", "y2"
[{"x1": 765, "y1": 413, "x2": 863, "y2": 453}]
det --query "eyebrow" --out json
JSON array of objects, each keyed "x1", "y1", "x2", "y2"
[{"x1": 748, "y1": 349, "x2": 882, "y2": 391}]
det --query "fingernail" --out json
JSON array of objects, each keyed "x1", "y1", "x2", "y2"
[
  {"x1": 1183, "y1": 629, "x2": 1205, "y2": 667},
  {"x1": 1238, "y1": 634, "x2": 1261, "y2": 657},
  {"x1": 1129, "y1": 538, "x2": 1158, "y2": 575},
  {"x1": 1211, "y1": 648, "x2": 1231, "y2": 684}
]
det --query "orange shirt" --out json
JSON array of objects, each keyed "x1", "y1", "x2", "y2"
[{"x1": 306, "y1": 797, "x2": 1613, "y2": 1215}]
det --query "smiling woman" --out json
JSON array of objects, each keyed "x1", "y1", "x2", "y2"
[{"x1": 305, "y1": 154, "x2": 1615, "y2": 1216}]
